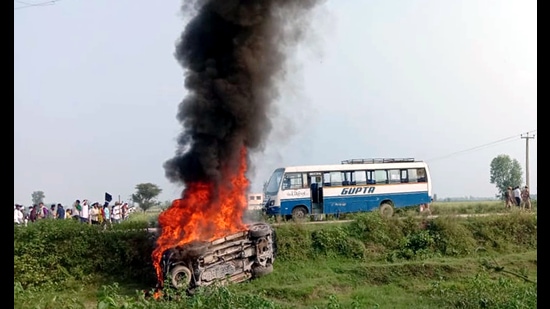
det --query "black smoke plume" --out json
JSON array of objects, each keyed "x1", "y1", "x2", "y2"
[{"x1": 164, "y1": 0, "x2": 322, "y2": 185}]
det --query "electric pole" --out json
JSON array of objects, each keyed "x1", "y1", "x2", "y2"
[{"x1": 520, "y1": 132, "x2": 535, "y2": 188}]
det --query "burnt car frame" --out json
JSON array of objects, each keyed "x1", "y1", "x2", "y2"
[{"x1": 160, "y1": 222, "x2": 277, "y2": 291}]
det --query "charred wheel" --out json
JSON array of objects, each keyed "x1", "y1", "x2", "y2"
[
  {"x1": 170, "y1": 265, "x2": 192, "y2": 289},
  {"x1": 252, "y1": 264, "x2": 274, "y2": 278},
  {"x1": 249, "y1": 223, "x2": 271, "y2": 238}
]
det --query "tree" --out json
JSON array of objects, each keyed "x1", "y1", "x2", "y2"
[
  {"x1": 131, "y1": 183, "x2": 162, "y2": 212},
  {"x1": 160, "y1": 200, "x2": 172, "y2": 211},
  {"x1": 31, "y1": 191, "x2": 45, "y2": 205},
  {"x1": 490, "y1": 154, "x2": 523, "y2": 199}
]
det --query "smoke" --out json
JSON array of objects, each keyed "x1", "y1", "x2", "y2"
[{"x1": 164, "y1": 0, "x2": 324, "y2": 186}]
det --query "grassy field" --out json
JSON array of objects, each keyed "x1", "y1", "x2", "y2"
[{"x1": 14, "y1": 201, "x2": 537, "y2": 309}]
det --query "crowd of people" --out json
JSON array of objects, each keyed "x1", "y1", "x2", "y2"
[
  {"x1": 14, "y1": 199, "x2": 132, "y2": 227},
  {"x1": 504, "y1": 185, "x2": 532, "y2": 210}
]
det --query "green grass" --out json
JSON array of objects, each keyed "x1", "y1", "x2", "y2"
[
  {"x1": 14, "y1": 251, "x2": 536, "y2": 309},
  {"x1": 231, "y1": 250, "x2": 536, "y2": 309},
  {"x1": 428, "y1": 200, "x2": 537, "y2": 216}
]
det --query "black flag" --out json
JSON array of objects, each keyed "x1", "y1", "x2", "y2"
[{"x1": 105, "y1": 192, "x2": 113, "y2": 202}]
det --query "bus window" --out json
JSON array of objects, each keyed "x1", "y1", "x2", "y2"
[
  {"x1": 367, "y1": 170, "x2": 375, "y2": 184},
  {"x1": 417, "y1": 168, "x2": 427, "y2": 182},
  {"x1": 330, "y1": 171, "x2": 343, "y2": 186},
  {"x1": 282, "y1": 173, "x2": 303, "y2": 190},
  {"x1": 388, "y1": 169, "x2": 400, "y2": 184},
  {"x1": 302, "y1": 173, "x2": 309, "y2": 188},
  {"x1": 323, "y1": 172, "x2": 331, "y2": 186},
  {"x1": 400, "y1": 169, "x2": 408, "y2": 183},
  {"x1": 374, "y1": 170, "x2": 388, "y2": 184},
  {"x1": 408, "y1": 168, "x2": 418, "y2": 183},
  {"x1": 265, "y1": 168, "x2": 284, "y2": 195},
  {"x1": 309, "y1": 172, "x2": 322, "y2": 185},
  {"x1": 353, "y1": 170, "x2": 367, "y2": 185},
  {"x1": 342, "y1": 171, "x2": 352, "y2": 186}
]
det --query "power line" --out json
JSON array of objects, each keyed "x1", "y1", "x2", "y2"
[
  {"x1": 14, "y1": 0, "x2": 60, "y2": 10},
  {"x1": 426, "y1": 129, "x2": 536, "y2": 163}
]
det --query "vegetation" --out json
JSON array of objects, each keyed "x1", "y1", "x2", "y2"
[
  {"x1": 490, "y1": 154, "x2": 523, "y2": 198},
  {"x1": 14, "y1": 202, "x2": 536, "y2": 308},
  {"x1": 31, "y1": 190, "x2": 45, "y2": 205},
  {"x1": 131, "y1": 183, "x2": 163, "y2": 212}
]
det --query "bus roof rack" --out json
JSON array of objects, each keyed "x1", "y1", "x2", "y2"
[{"x1": 341, "y1": 158, "x2": 416, "y2": 164}]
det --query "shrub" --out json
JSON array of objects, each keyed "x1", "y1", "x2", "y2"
[
  {"x1": 346, "y1": 213, "x2": 404, "y2": 249},
  {"x1": 389, "y1": 230, "x2": 437, "y2": 260},
  {"x1": 273, "y1": 224, "x2": 314, "y2": 262},
  {"x1": 426, "y1": 217, "x2": 477, "y2": 256},
  {"x1": 466, "y1": 213, "x2": 537, "y2": 253},
  {"x1": 14, "y1": 220, "x2": 156, "y2": 288},
  {"x1": 310, "y1": 227, "x2": 366, "y2": 259}
]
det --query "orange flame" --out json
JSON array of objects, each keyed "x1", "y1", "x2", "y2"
[
  {"x1": 153, "y1": 290, "x2": 162, "y2": 300},
  {"x1": 152, "y1": 146, "x2": 250, "y2": 284}
]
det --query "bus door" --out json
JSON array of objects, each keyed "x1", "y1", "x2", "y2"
[{"x1": 309, "y1": 173, "x2": 324, "y2": 215}]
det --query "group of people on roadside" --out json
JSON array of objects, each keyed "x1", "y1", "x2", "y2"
[
  {"x1": 504, "y1": 185, "x2": 531, "y2": 210},
  {"x1": 14, "y1": 199, "x2": 131, "y2": 227},
  {"x1": 72, "y1": 199, "x2": 130, "y2": 226}
]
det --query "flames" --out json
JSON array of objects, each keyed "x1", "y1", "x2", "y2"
[{"x1": 151, "y1": 147, "x2": 250, "y2": 285}]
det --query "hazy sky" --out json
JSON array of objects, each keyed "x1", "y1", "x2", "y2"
[{"x1": 14, "y1": 0, "x2": 536, "y2": 206}]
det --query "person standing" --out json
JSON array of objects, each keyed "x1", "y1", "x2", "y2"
[
  {"x1": 121, "y1": 202, "x2": 129, "y2": 220},
  {"x1": 513, "y1": 186, "x2": 522, "y2": 207},
  {"x1": 29, "y1": 205, "x2": 38, "y2": 223},
  {"x1": 102, "y1": 203, "x2": 111, "y2": 229},
  {"x1": 73, "y1": 200, "x2": 82, "y2": 219},
  {"x1": 111, "y1": 202, "x2": 122, "y2": 224},
  {"x1": 80, "y1": 199, "x2": 90, "y2": 224},
  {"x1": 56, "y1": 204, "x2": 66, "y2": 219},
  {"x1": 49, "y1": 205, "x2": 56, "y2": 219},
  {"x1": 504, "y1": 186, "x2": 514, "y2": 208},
  {"x1": 521, "y1": 186, "x2": 531, "y2": 210},
  {"x1": 90, "y1": 203, "x2": 100, "y2": 225},
  {"x1": 38, "y1": 202, "x2": 49, "y2": 220},
  {"x1": 14, "y1": 204, "x2": 24, "y2": 225}
]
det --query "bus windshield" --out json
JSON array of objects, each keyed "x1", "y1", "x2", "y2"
[{"x1": 265, "y1": 168, "x2": 284, "y2": 196}]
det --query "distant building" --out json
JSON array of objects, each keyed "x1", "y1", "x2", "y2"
[{"x1": 247, "y1": 193, "x2": 263, "y2": 210}]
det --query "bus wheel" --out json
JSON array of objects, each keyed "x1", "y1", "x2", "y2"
[
  {"x1": 292, "y1": 207, "x2": 308, "y2": 221},
  {"x1": 379, "y1": 203, "x2": 394, "y2": 217}
]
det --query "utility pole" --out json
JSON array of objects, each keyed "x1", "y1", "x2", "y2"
[{"x1": 520, "y1": 132, "x2": 535, "y2": 188}]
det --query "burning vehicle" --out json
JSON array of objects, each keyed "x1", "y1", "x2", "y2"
[
  {"x1": 152, "y1": 0, "x2": 321, "y2": 296},
  {"x1": 159, "y1": 222, "x2": 277, "y2": 291}
]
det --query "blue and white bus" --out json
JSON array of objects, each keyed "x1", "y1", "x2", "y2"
[{"x1": 262, "y1": 158, "x2": 433, "y2": 219}]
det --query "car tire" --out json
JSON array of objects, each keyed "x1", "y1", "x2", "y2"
[
  {"x1": 249, "y1": 223, "x2": 271, "y2": 238},
  {"x1": 170, "y1": 265, "x2": 192, "y2": 289},
  {"x1": 252, "y1": 264, "x2": 273, "y2": 278}
]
